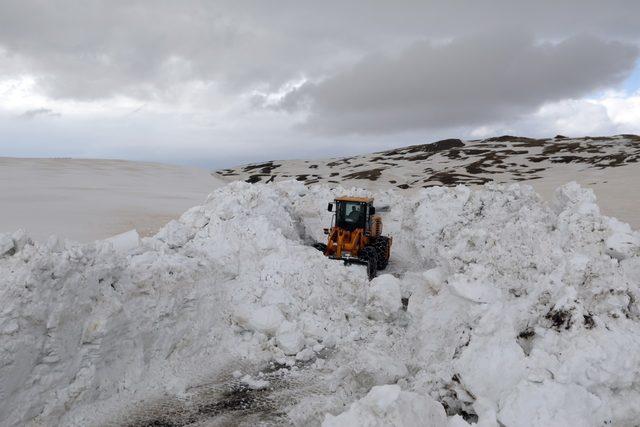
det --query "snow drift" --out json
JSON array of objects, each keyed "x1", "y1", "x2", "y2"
[{"x1": 1, "y1": 181, "x2": 640, "y2": 426}]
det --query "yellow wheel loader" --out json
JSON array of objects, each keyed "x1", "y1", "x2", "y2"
[{"x1": 314, "y1": 196, "x2": 392, "y2": 280}]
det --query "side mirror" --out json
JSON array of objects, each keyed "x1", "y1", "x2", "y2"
[
  {"x1": 370, "y1": 206, "x2": 376, "y2": 215},
  {"x1": 327, "y1": 203, "x2": 333, "y2": 212}
]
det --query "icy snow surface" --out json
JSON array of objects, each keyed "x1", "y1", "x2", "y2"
[{"x1": 1, "y1": 180, "x2": 640, "y2": 426}]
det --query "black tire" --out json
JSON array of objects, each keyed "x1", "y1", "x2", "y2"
[
  {"x1": 372, "y1": 237, "x2": 390, "y2": 270},
  {"x1": 360, "y1": 246, "x2": 378, "y2": 280},
  {"x1": 313, "y1": 242, "x2": 327, "y2": 253}
]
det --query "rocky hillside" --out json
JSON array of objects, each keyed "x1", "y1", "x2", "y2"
[{"x1": 215, "y1": 135, "x2": 640, "y2": 190}]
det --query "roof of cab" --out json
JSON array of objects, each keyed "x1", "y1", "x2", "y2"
[{"x1": 335, "y1": 196, "x2": 374, "y2": 203}]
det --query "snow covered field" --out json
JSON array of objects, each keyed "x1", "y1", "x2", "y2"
[
  {"x1": 2, "y1": 180, "x2": 640, "y2": 426},
  {"x1": 0, "y1": 157, "x2": 222, "y2": 242}
]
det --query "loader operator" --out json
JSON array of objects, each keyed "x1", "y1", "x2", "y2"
[{"x1": 346, "y1": 205, "x2": 361, "y2": 223}]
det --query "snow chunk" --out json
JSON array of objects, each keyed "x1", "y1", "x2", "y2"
[
  {"x1": 447, "y1": 274, "x2": 499, "y2": 304},
  {"x1": 155, "y1": 219, "x2": 194, "y2": 248},
  {"x1": 605, "y1": 218, "x2": 640, "y2": 260},
  {"x1": 101, "y1": 229, "x2": 140, "y2": 253},
  {"x1": 276, "y1": 321, "x2": 305, "y2": 355},
  {"x1": 240, "y1": 374, "x2": 270, "y2": 390},
  {"x1": 551, "y1": 181, "x2": 599, "y2": 216},
  {"x1": 322, "y1": 384, "x2": 448, "y2": 427},
  {"x1": 296, "y1": 348, "x2": 315, "y2": 362},
  {"x1": 0, "y1": 233, "x2": 14, "y2": 257},
  {"x1": 423, "y1": 267, "x2": 446, "y2": 290},
  {"x1": 243, "y1": 305, "x2": 285, "y2": 336},
  {"x1": 352, "y1": 348, "x2": 409, "y2": 386},
  {"x1": 498, "y1": 381, "x2": 607, "y2": 427},
  {"x1": 455, "y1": 333, "x2": 526, "y2": 404},
  {"x1": 10, "y1": 229, "x2": 31, "y2": 253},
  {"x1": 367, "y1": 274, "x2": 402, "y2": 320}
]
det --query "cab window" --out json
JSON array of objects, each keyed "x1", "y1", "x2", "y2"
[{"x1": 336, "y1": 201, "x2": 365, "y2": 230}]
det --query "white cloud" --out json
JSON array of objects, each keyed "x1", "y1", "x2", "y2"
[
  {"x1": 533, "y1": 99, "x2": 613, "y2": 135},
  {"x1": 600, "y1": 91, "x2": 640, "y2": 127},
  {"x1": 533, "y1": 92, "x2": 640, "y2": 136},
  {"x1": 468, "y1": 91, "x2": 640, "y2": 139}
]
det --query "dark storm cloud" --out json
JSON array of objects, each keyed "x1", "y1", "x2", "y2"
[
  {"x1": 0, "y1": 1, "x2": 270, "y2": 99},
  {"x1": 280, "y1": 32, "x2": 639, "y2": 134},
  {"x1": 1, "y1": 0, "x2": 640, "y2": 137}
]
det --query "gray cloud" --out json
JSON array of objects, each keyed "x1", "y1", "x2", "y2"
[
  {"x1": 280, "y1": 32, "x2": 638, "y2": 134},
  {"x1": 2, "y1": 1, "x2": 640, "y2": 102},
  {"x1": 1, "y1": 1, "x2": 640, "y2": 163},
  {"x1": 19, "y1": 108, "x2": 60, "y2": 120}
]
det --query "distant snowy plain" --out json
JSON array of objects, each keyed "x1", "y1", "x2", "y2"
[{"x1": 0, "y1": 157, "x2": 222, "y2": 242}]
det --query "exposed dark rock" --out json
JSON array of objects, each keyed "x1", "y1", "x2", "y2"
[
  {"x1": 343, "y1": 168, "x2": 385, "y2": 181},
  {"x1": 242, "y1": 161, "x2": 281, "y2": 174},
  {"x1": 486, "y1": 135, "x2": 545, "y2": 144},
  {"x1": 246, "y1": 175, "x2": 263, "y2": 183}
]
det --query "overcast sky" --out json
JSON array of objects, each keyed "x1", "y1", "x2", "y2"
[{"x1": 1, "y1": 1, "x2": 640, "y2": 169}]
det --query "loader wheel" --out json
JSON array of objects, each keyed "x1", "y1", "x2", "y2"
[
  {"x1": 313, "y1": 242, "x2": 327, "y2": 253},
  {"x1": 360, "y1": 246, "x2": 378, "y2": 280},
  {"x1": 372, "y1": 236, "x2": 390, "y2": 270}
]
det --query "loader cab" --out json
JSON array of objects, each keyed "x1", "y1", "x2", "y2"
[{"x1": 328, "y1": 197, "x2": 375, "y2": 232}]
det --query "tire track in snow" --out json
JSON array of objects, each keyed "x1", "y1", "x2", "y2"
[{"x1": 117, "y1": 352, "x2": 335, "y2": 427}]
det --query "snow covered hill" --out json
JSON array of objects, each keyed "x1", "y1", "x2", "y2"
[
  {"x1": 2, "y1": 180, "x2": 640, "y2": 426},
  {"x1": 216, "y1": 134, "x2": 640, "y2": 228}
]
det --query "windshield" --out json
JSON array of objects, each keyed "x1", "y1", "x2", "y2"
[{"x1": 336, "y1": 201, "x2": 366, "y2": 230}]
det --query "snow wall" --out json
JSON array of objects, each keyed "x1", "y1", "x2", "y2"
[{"x1": 1, "y1": 181, "x2": 640, "y2": 426}]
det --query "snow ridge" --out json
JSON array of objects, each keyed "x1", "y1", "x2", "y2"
[{"x1": 1, "y1": 181, "x2": 639, "y2": 426}]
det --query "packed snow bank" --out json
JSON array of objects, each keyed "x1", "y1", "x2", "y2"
[
  {"x1": 0, "y1": 181, "x2": 366, "y2": 426},
  {"x1": 366, "y1": 274, "x2": 402, "y2": 320},
  {"x1": 1, "y1": 181, "x2": 640, "y2": 426}
]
